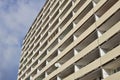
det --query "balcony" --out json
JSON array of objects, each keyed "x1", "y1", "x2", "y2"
[
  {"x1": 35, "y1": 72, "x2": 45, "y2": 80},
  {"x1": 49, "y1": 19, "x2": 59, "y2": 32},
  {"x1": 59, "y1": 36, "x2": 74, "y2": 52},
  {"x1": 76, "y1": 68, "x2": 102, "y2": 80},
  {"x1": 48, "y1": 28, "x2": 58, "y2": 42},
  {"x1": 46, "y1": 64, "x2": 58, "y2": 75},
  {"x1": 31, "y1": 69, "x2": 37, "y2": 78},
  {"x1": 57, "y1": 65, "x2": 74, "y2": 79},
  {"x1": 97, "y1": 10, "x2": 120, "y2": 35},
  {"x1": 57, "y1": 49, "x2": 74, "y2": 65},
  {"x1": 73, "y1": 0, "x2": 87, "y2": 13},
  {"x1": 59, "y1": 23, "x2": 73, "y2": 40},
  {"x1": 48, "y1": 39, "x2": 58, "y2": 52},
  {"x1": 60, "y1": 1, "x2": 72, "y2": 19},
  {"x1": 39, "y1": 51, "x2": 47, "y2": 61},
  {"x1": 47, "y1": 50, "x2": 58, "y2": 62},
  {"x1": 50, "y1": 10, "x2": 59, "y2": 24},
  {"x1": 102, "y1": 56, "x2": 120, "y2": 78},
  {"x1": 40, "y1": 41, "x2": 48, "y2": 51},
  {"x1": 75, "y1": 30, "x2": 98, "y2": 52},
  {"x1": 74, "y1": 15, "x2": 96, "y2": 38},
  {"x1": 50, "y1": 2, "x2": 60, "y2": 16},
  {"x1": 32, "y1": 60, "x2": 38, "y2": 68},
  {"x1": 74, "y1": 1, "x2": 93, "y2": 24},
  {"x1": 74, "y1": 47, "x2": 100, "y2": 72},
  {"x1": 95, "y1": 0, "x2": 119, "y2": 18},
  {"x1": 40, "y1": 32, "x2": 48, "y2": 43},
  {"x1": 99, "y1": 31, "x2": 120, "y2": 56},
  {"x1": 59, "y1": 0, "x2": 69, "y2": 11}
]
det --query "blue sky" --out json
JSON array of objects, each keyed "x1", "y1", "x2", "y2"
[{"x1": 0, "y1": 0, "x2": 46, "y2": 80}]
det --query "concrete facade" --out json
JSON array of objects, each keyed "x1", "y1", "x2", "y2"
[{"x1": 18, "y1": 0, "x2": 120, "y2": 80}]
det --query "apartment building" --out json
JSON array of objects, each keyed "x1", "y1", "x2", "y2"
[{"x1": 18, "y1": 0, "x2": 120, "y2": 80}]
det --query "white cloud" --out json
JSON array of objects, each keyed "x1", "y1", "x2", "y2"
[
  {"x1": 0, "y1": 0, "x2": 46, "y2": 80},
  {"x1": 0, "y1": 72, "x2": 2, "y2": 80},
  {"x1": 0, "y1": 0, "x2": 44, "y2": 34}
]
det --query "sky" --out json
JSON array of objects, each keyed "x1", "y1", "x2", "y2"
[{"x1": 0, "y1": 0, "x2": 46, "y2": 80}]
